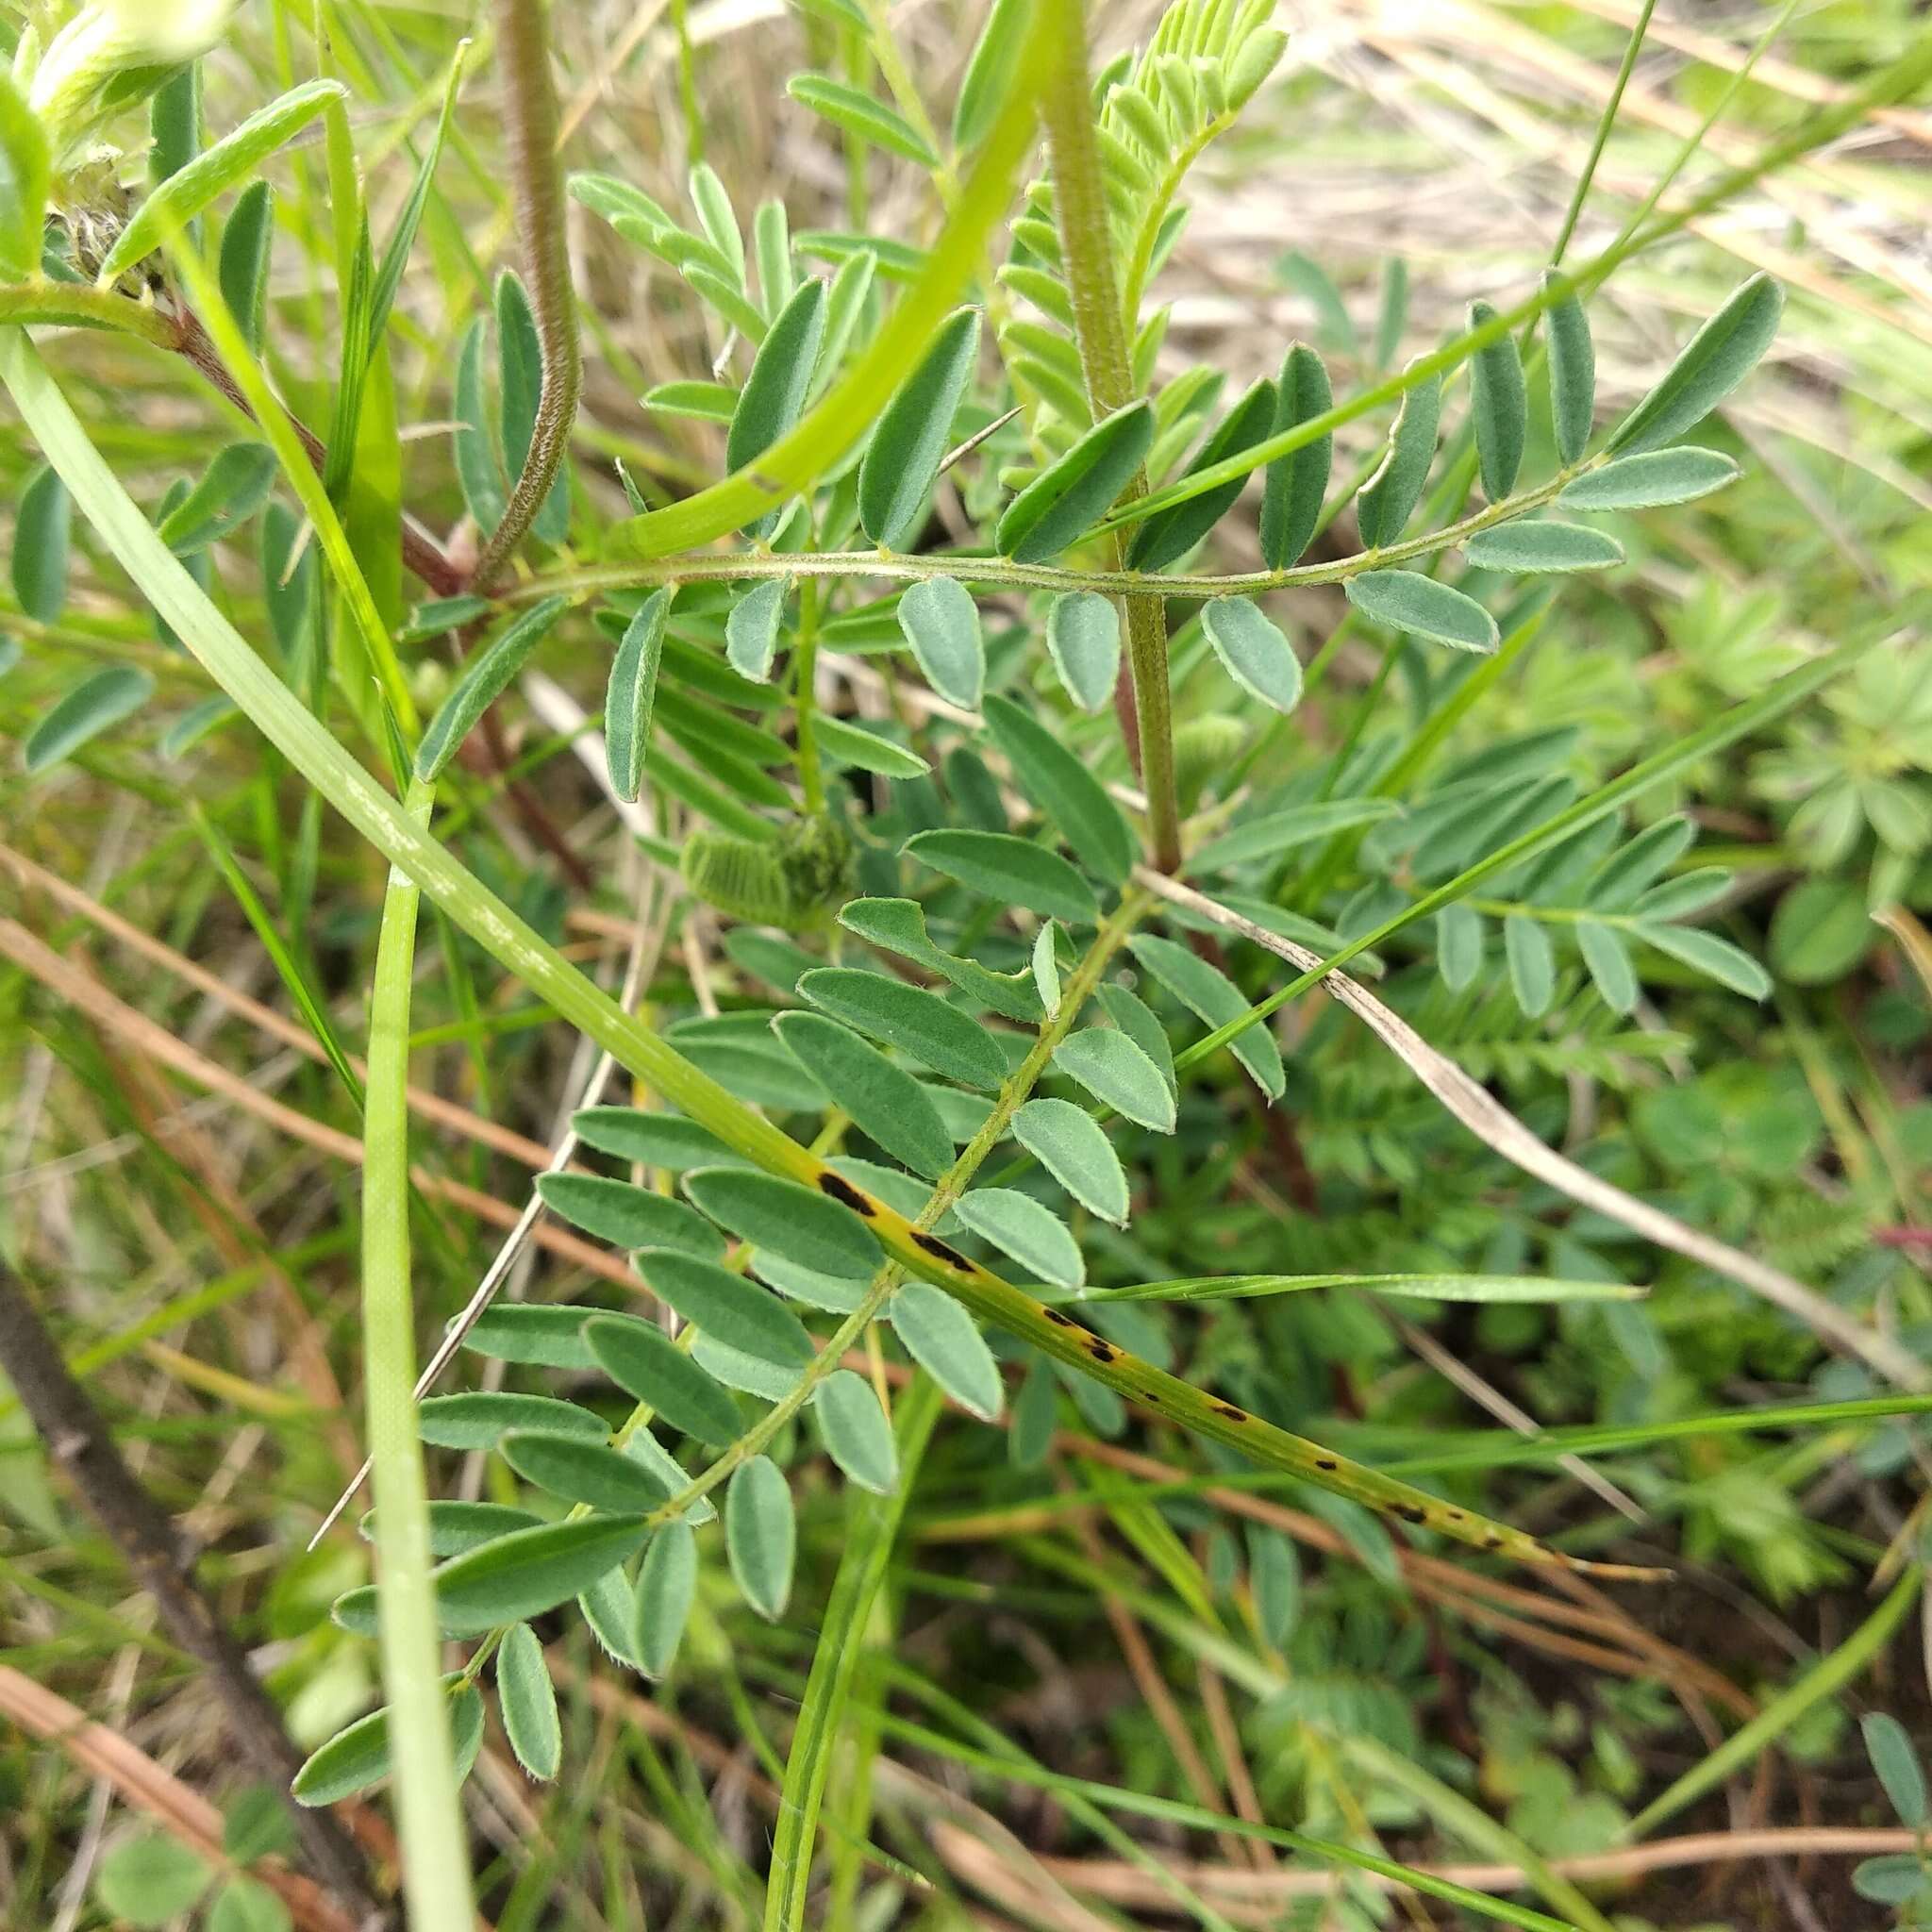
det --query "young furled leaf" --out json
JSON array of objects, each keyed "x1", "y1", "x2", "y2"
[
  {"x1": 417, "y1": 1392, "x2": 609, "y2": 1450},
  {"x1": 859, "y1": 308, "x2": 980, "y2": 547},
  {"x1": 1467, "y1": 302, "x2": 1527, "y2": 502},
  {"x1": 889, "y1": 1282, "x2": 1004, "y2": 1419},
  {"x1": 1542, "y1": 270, "x2": 1595, "y2": 464},
  {"x1": 581, "y1": 1316, "x2": 742, "y2": 1445},
  {"x1": 724, "y1": 577, "x2": 787, "y2": 681},
  {"x1": 1126, "y1": 379, "x2": 1276, "y2": 572},
  {"x1": 726, "y1": 1456, "x2": 795, "y2": 1619},
  {"x1": 24, "y1": 667, "x2": 152, "y2": 774},
  {"x1": 896, "y1": 575, "x2": 985, "y2": 708},
  {"x1": 14, "y1": 464, "x2": 71, "y2": 624},
  {"x1": 431, "y1": 1517, "x2": 652, "y2": 1637},
  {"x1": 416, "y1": 596, "x2": 568, "y2": 780},
  {"x1": 683, "y1": 1166, "x2": 885, "y2": 1279},
  {"x1": 634, "y1": 1247, "x2": 817, "y2": 1366},
  {"x1": 1199, "y1": 597, "x2": 1301, "y2": 713},
  {"x1": 994, "y1": 402, "x2": 1153, "y2": 563},
  {"x1": 1609, "y1": 273, "x2": 1783, "y2": 454},
  {"x1": 496, "y1": 1624, "x2": 562, "y2": 1781},
  {"x1": 982, "y1": 693, "x2": 1136, "y2": 885},
  {"x1": 501, "y1": 1431, "x2": 674, "y2": 1511},
  {"x1": 1355, "y1": 361, "x2": 1441, "y2": 548},
  {"x1": 1344, "y1": 570, "x2": 1498, "y2": 654},
  {"x1": 217, "y1": 181, "x2": 275, "y2": 351},
  {"x1": 1045, "y1": 591, "x2": 1122, "y2": 713},
  {"x1": 607, "y1": 587, "x2": 670, "y2": 801},
  {"x1": 1462, "y1": 522, "x2": 1623, "y2": 574},
  {"x1": 787, "y1": 73, "x2": 937, "y2": 165},
  {"x1": 1260, "y1": 342, "x2": 1334, "y2": 570},
  {"x1": 906, "y1": 829, "x2": 1099, "y2": 924},
  {"x1": 726, "y1": 278, "x2": 827, "y2": 531},
  {"x1": 813, "y1": 1370, "x2": 898, "y2": 1492},
  {"x1": 633, "y1": 1523, "x2": 698, "y2": 1677},
  {"x1": 1052, "y1": 1028, "x2": 1175, "y2": 1133},
  {"x1": 1013, "y1": 1098, "x2": 1130, "y2": 1224},
  {"x1": 773, "y1": 1012, "x2": 956, "y2": 1180},
  {"x1": 1129, "y1": 934, "x2": 1285, "y2": 1099},
  {"x1": 536, "y1": 1172, "x2": 724, "y2": 1257},
  {"x1": 799, "y1": 967, "x2": 1009, "y2": 1091},
  {"x1": 1557, "y1": 448, "x2": 1739, "y2": 511},
  {"x1": 952, "y1": 1188, "x2": 1084, "y2": 1291}
]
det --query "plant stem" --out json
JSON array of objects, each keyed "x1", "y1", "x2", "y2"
[
  {"x1": 1037, "y1": 0, "x2": 1181, "y2": 871},
  {"x1": 470, "y1": 0, "x2": 581, "y2": 592},
  {"x1": 0, "y1": 280, "x2": 177, "y2": 342},
  {"x1": 363, "y1": 777, "x2": 475, "y2": 1932},
  {"x1": 793, "y1": 576, "x2": 824, "y2": 813}
]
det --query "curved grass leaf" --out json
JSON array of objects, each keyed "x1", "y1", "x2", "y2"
[
  {"x1": 634, "y1": 1522, "x2": 698, "y2": 1677},
  {"x1": 430, "y1": 1516, "x2": 652, "y2": 1637},
  {"x1": 1051, "y1": 1028, "x2": 1174, "y2": 1132},
  {"x1": 1344, "y1": 570, "x2": 1498, "y2": 654},
  {"x1": 906, "y1": 828, "x2": 1098, "y2": 924},
  {"x1": 683, "y1": 1165, "x2": 884, "y2": 1279},
  {"x1": 982, "y1": 692, "x2": 1136, "y2": 885},
  {"x1": 1199, "y1": 596, "x2": 1301, "y2": 713},
  {"x1": 1127, "y1": 379, "x2": 1276, "y2": 572},
  {"x1": 536, "y1": 1172, "x2": 725, "y2": 1257},
  {"x1": 1609, "y1": 272, "x2": 1783, "y2": 455},
  {"x1": 773, "y1": 1011, "x2": 956, "y2": 1180},
  {"x1": 0, "y1": 70, "x2": 49, "y2": 280},
  {"x1": 24, "y1": 666, "x2": 152, "y2": 774},
  {"x1": 952, "y1": 1187, "x2": 1083, "y2": 1291},
  {"x1": 1468, "y1": 302, "x2": 1527, "y2": 502},
  {"x1": 1086, "y1": 1272, "x2": 1645, "y2": 1304},
  {"x1": 1044, "y1": 590, "x2": 1122, "y2": 713},
  {"x1": 634, "y1": 1246, "x2": 816, "y2": 1366},
  {"x1": 799, "y1": 966, "x2": 1008, "y2": 1090},
  {"x1": 581, "y1": 1316, "x2": 742, "y2": 1445},
  {"x1": 1557, "y1": 447, "x2": 1739, "y2": 510},
  {"x1": 416, "y1": 596, "x2": 567, "y2": 780},
  {"x1": 1129, "y1": 934, "x2": 1284, "y2": 1099},
  {"x1": 724, "y1": 577, "x2": 787, "y2": 682},
  {"x1": 607, "y1": 588, "x2": 670, "y2": 801},
  {"x1": 14, "y1": 463, "x2": 71, "y2": 623},
  {"x1": 292, "y1": 1680, "x2": 483, "y2": 1807},
  {"x1": 1012, "y1": 1098, "x2": 1129, "y2": 1224},
  {"x1": 496, "y1": 1623, "x2": 561, "y2": 1781},
  {"x1": 994, "y1": 401, "x2": 1153, "y2": 563},
  {"x1": 813, "y1": 1369, "x2": 898, "y2": 1492},
  {"x1": 859, "y1": 307, "x2": 980, "y2": 548},
  {"x1": 788, "y1": 74, "x2": 936, "y2": 166},
  {"x1": 726, "y1": 1455, "x2": 795, "y2": 1619},
  {"x1": 1355, "y1": 361, "x2": 1441, "y2": 548},
  {"x1": 417, "y1": 1391, "x2": 608, "y2": 1450},
  {"x1": 501, "y1": 1430, "x2": 673, "y2": 1510},
  {"x1": 889, "y1": 1281, "x2": 1004, "y2": 1419},
  {"x1": 1542, "y1": 271, "x2": 1595, "y2": 464},
  {"x1": 896, "y1": 575, "x2": 984, "y2": 708},
  {"x1": 1259, "y1": 342, "x2": 1333, "y2": 570},
  {"x1": 1462, "y1": 521, "x2": 1623, "y2": 574}
]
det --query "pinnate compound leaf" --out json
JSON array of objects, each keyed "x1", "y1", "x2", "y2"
[
  {"x1": 994, "y1": 402, "x2": 1153, "y2": 563},
  {"x1": 1127, "y1": 379, "x2": 1276, "y2": 572},
  {"x1": 431, "y1": 1516, "x2": 651, "y2": 1637},
  {"x1": 416, "y1": 596, "x2": 568, "y2": 780},
  {"x1": 1013, "y1": 1098, "x2": 1129, "y2": 1223},
  {"x1": 501, "y1": 1430, "x2": 673, "y2": 1510},
  {"x1": 952, "y1": 1188, "x2": 1084, "y2": 1291},
  {"x1": 813, "y1": 1370, "x2": 898, "y2": 1491},
  {"x1": 633, "y1": 1522, "x2": 698, "y2": 1677},
  {"x1": 799, "y1": 967, "x2": 1008, "y2": 1090},
  {"x1": 1259, "y1": 341, "x2": 1333, "y2": 569},
  {"x1": 1462, "y1": 521, "x2": 1623, "y2": 574},
  {"x1": 773, "y1": 1012, "x2": 955, "y2": 1180},
  {"x1": 1355, "y1": 361, "x2": 1440, "y2": 548},
  {"x1": 726, "y1": 1456, "x2": 795, "y2": 1618},
  {"x1": 896, "y1": 575, "x2": 984, "y2": 708},
  {"x1": 1609, "y1": 272, "x2": 1782, "y2": 454},
  {"x1": 1542, "y1": 271, "x2": 1596, "y2": 464},
  {"x1": 1045, "y1": 591, "x2": 1122, "y2": 713},
  {"x1": 1052, "y1": 1028, "x2": 1175, "y2": 1132},
  {"x1": 581, "y1": 1316, "x2": 741, "y2": 1444},
  {"x1": 982, "y1": 692, "x2": 1136, "y2": 885},
  {"x1": 635, "y1": 1247, "x2": 816, "y2": 1366},
  {"x1": 24, "y1": 666, "x2": 153, "y2": 774},
  {"x1": 292, "y1": 1681, "x2": 484, "y2": 1806},
  {"x1": 725, "y1": 577, "x2": 787, "y2": 681},
  {"x1": 1344, "y1": 570, "x2": 1497, "y2": 654},
  {"x1": 1129, "y1": 934, "x2": 1284, "y2": 1100},
  {"x1": 536, "y1": 1172, "x2": 724, "y2": 1257},
  {"x1": 1199, "y1": 597, "x2": 1301, "y2": 712},
  {"x1": 607, "y1": 588, "x2": 670, "y2": 800},
  {"x1": 859, "y1": 306, "x2": 980, "y2": 547},
  {"x1": 497, "y1": 1623, "x2": 561, "y2": 1781},
  {"x1": 906, "y1": 829, "x2": 1098, "y2": 924},
  {"x1": 1557, "y1": 447, "x2": 1739, "y2": 510},
  {"x1": 890, "y1": 1281, "x2": 1004, "y2": 1419},
  {"x1": 1467, "y1": 301, "x2": 1527, "y2": 501},
  {"x1": 683, "y1": 1165, "x2": 885, "y2": 1279},
  {"x1": 418, "y1": 1391, "x2": 608, "y2": 1450}
]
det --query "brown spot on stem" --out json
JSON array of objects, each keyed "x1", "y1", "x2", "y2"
[
  {"x1": 909, "y1": 1231, "x2": 970, "y2": 1269},
  {"x1": 1214, "y1": 1404, "x2": 1246, "y2": 1423},
  {"x1": 1042, "y1": 1307, "x2": 1077, "y2": 1327},
  {"x1": 1086, "y1": 1339, "x2": 1117, "y2": 1363},
  {"x1": 817, "y1": 1172, "x2": 877, "y2": 1217},
  {"x1": 1394, "y1": 1505, "x2": 1428, "y2": 1524},
  {"x1": 1314, "y1": 1457, "x2": 1339, "y2": 1472}
]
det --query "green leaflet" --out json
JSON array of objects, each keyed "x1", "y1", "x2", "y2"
[
  {"x1": 1609, "y1": 273, "x2": 1782, "y2": 455},
  {"x1": 1557, "y1": 447, "x2": 1738, "y2": 510},
  {"x1": 1129, "y1": 933, "x2": 1285, "y2": 1099},
  {"x1": 726, "y1": 1455, "x2": 795, "y2": 1619},
  {"x1": 430, "y1": 1516, "x2": 652, "y2": 1637},
  {"x1": 1503, "y1": 913, "x2": 1555, "y2": 1018},
  {"x1": 1637, "y1": 921, "x2": 1771, "y2": 1000},
  {"x1": 0, "y1": 68, "x2": 48, "y2": 279},
  {"x1": 453, "y1": 316, "x2": 507, "y2": 530},
  {"x1": 158, "y1": 443, "x2": 277, "y2": 554},
  {"x1": 816, "y1": 715, "x2": 931, "y2": 777},
  {"x1": 773, "y1": 1011, "x2": 956, "y2": 1179},
  {"x1": 1247, "y1": 1524, "x2": 1300, "y2": 1647},
  {"x1": 100, "y1": 80, "x2": 346, "y2": 281},
  {"x1": 896, "y1": 575, "x2": 985, "y2": 708},
  {"x1": 837, "y1": 896, "x2": 1044, "y2": 1022},
  {"x1": 582, "y1": 1315, "x2": 742, "y2": 1444},
  {"x1": 501, "y1": 1430, "x2": 674, "y2": 1510},
  {"x1": 496, "y1": 1624, "x2": 562, "y2": 1781},
  {"x1": 981, "y1": 692, "x2": 1136, "y2": 885},
  {"x1": 688, "y1": 162, "x2": 746, "y2": 284},
  {"x1": 1259, "y1": 341, "x2": 1333, "y2": 570},
  {"x1": 417, "y1": 1392, "x2": 608, "y2": 1450},
  {"x1": 953, "y1": 0, "x2": 1029, "y2": 149},
  {"x1": 724, "y1": 577, "x2": 787, "y2": 681},
  {"x1": 799, "y1": 966, "x2": 1009, "y2": 1091},
  {"x1": 415, "y1": 596, "x2": 568, "y2": 781},
  {"x1": 624, "y1": 1431, "x2": 716, "y2": 1524},
  {"x1": 1199, "y1": 596, "x2": 1302, "y2": 713},
  {"x1": 1862, "y1": 1715, "x2": 1928, "y2": 1830},
  {"x1": 951, "y1": 1188, "x2": 1084, "y2": 1291},
  {"x1": 906, "y1": 828, "x2": 1099, "y2": 924},
  {"x1": 359, "y1": 1502, "x2": 541, "y2": 1558},
  {"x1": 634, "y1": 1246, "x2": 816, "y2": 1366},
  {"x1": 1044, "y1": 591, "x2": 1122, "y2": 713},
  {"x1": 1437, "y1": 902, "x2": 1484, "y2": 991},
  {"x1": 1189, "y1": 796, "x2": 1400, "y2": 875},
  {"x1": 463, "y1": 1304, "x2": 651, "y2": 1369},
  {"x1": 1097, "y1": 984, "x2": 1174, "y2": 1098},
  {"x1": 1344, "y1": 570, "x2": 1498, "y2": 654},
  {"x1": 813, "y1": 1370, "x2": 899, "y2": 1492},
  {"x1": 1051, "y1": 1027, "x2": 1174, "y2": 1133},
  {"x1": 94, "y1": 1832, "x2": 208, "y2": 1927},
  {"x1": 23, "y1": 666, "x2": 152, "y2": 774},
  {"x1": 536, "y1": 1172, "x2": 725, "y2": 1257},
  {"x1": 994, "y1": 402, "x2": 1154, "y2": 563},
  {"x1": 683, "y1": 1165, "x2": 884, "y2": 1279},
  {"x1": 644, "y1": 379, "x2": 738, "y2": 423},
  {"x1": 217, "y1": 181, "x2": 275, "y2": 352},
  {"x1": 1012, "y1": 1098, "x2": 1129, "y2": 1224},
  {"x1": 1355, "y1": 359, "x2": 1441, "y2": 548},
  {"x1": 889, "y1": 1281, "x2": 1004, "y2": 1420},
  {"x1": 1467, "y1": 302, "x2": 1527, "y2": 502},
  {"x1": 859, "y1": 307, "x2": 980, "y2": 550},
  {"x1": 633, "y1": 1522, "x2": 698, "y2": 1677},
  {"x1": 1462, "y1": 521, "x2": 1623, "y2": 574},
  {"x1": 607, "y1": 588, "x2": 670, "y2": 801},
  {"x1": 292, "y1": 1680, "x2": 484, "y2": 1807},
  {"x1": 726, "y1": 277, "x2": 828, "y2": 532},
  {"x1": 1542, "y1": 271, "x2": 1595, "y2": 465},
  {"x1": 1576, "y1": 921, "x2": 1637, "y2": 1014},
  {"x1": 787, "y1": 74, "x2": 936, "y2": 165},
  {"x1": 14, "y1": 463, "x2": 71, "y2": 623},
  {"x1": 1032, "y1": 923, "x2": 1062, "y2": 1013},
  {"x1": 1127, "y1": 379, "x2": 1276, "y2": 572},
  {"x1": 754, "y1": 199, "x2": 793, "y2": 315}
]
